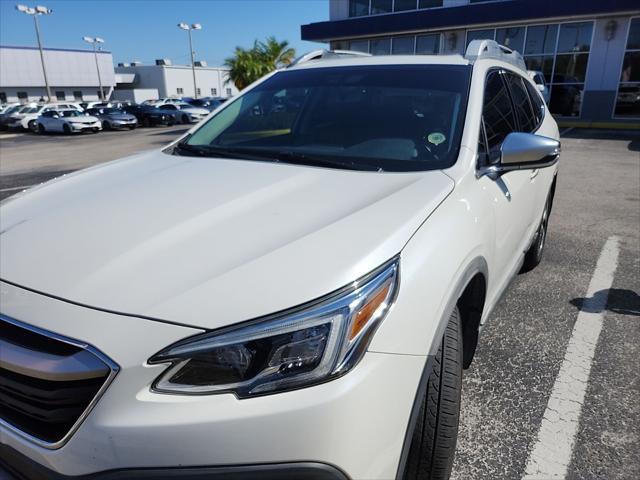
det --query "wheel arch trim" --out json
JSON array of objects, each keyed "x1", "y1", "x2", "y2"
[{"x1": 394, "y1": 256, "x2": 488, "y2": 479}]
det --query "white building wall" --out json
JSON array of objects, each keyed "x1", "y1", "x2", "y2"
[
  {"x1": 115, "y1": 64, "x2": 238, "y2": 99},
  {"x1": 0, "y1": 46, "x2": 115, "y2": 103}
]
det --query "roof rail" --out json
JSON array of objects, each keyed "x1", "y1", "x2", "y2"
[
  {"x1": 465, "y1": 39, "x2": 526, "y2": 71},
  {"x1": 288, "y1": 49, "x2": 371, "y2": 68}
]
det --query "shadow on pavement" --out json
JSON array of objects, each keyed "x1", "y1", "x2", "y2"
[
  {"x1": 560, "y1": 128, "x2": 640, "y2": 153},
  {"x1": 570, "y1": 288, "x2": 640, "y2": 317}
]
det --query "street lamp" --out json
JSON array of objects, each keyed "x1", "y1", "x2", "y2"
[
  {"x1": 83, "y1": 36, "x2": 105, "y2": 101},
  {"x1": 15, "y1": 4, "x2": 53, "y2": 102},
  {"x1": 177, "y1": 22, "x2": 202, "y2": 99}
]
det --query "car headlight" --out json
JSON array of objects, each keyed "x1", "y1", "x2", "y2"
[{"x1": 149, "y1": 258, "x2": 399, "y2": 398}]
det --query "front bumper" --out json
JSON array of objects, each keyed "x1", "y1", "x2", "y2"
[
  {"x1": 70, "y1": 122, "x2": 100, "y2": 131},
  {"x1": 0, "y1": 281, "x2": 424, "y2": 480}
]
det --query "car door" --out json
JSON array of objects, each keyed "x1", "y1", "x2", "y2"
[{"x1": 479, "y1": 70, "x2": 537, "y2": 283}]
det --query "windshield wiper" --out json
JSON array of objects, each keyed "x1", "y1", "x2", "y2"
[
  {"x1": 173, "y1": 143, "x2": 281, "y2": 162},
  {"x1": 173, "y1": 143, "x2": 381, "y2": 172}
]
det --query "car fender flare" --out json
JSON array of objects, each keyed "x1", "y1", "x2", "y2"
[{"x1": 395, "y1": 255, "x2": 488, "y2": 479}]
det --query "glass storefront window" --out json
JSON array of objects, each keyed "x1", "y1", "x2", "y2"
[
  {"x1": 394, "y1": 0, "x2": 417, "y2": 12},
  {"x1": 466, "y1": 29, "x2": 495, "y2": 47},
  {"x1": 349, "y1": 40, "x2": 370, "y2": 53},
  {"x1": 371, "y1": 0, "x2": 392, "y2": 14},
  {"x1": 370, "y1": 38, "x2": 391, "y2": 55},
  {"x1": 392, "y1": 36, "x2": 415, "y2": 54},
  {"x1": 553, "y1": 54, "x2": 590, "y2": 83},
  {"x1": 525, "y1": 24, "x2": 558, "y2": 55},
  {"x1": 349, "y1": 0, "x2": 369, "y2": 17},
  {"x1": 557, "y1": 22, "x2": 593, "y2": 53},
  {"x1": 524, "y1": 56, "x2": 554, "y2": 82},
  {"x1": 615, "y1": 18, "x2": 640, "y2": 117},
  {"x1": 614, "y1": 84, "x2": 640, "y2": 117},
  {"x1": 496, "y1": 27, "x2": 525, "y2": 53},
  {"x1": 620, "y1": 51, "x2": 640, "y2": 82},
  {"x1": 627, "y1": 17, "x2": 640, "y2": 50},
  {"x1": 549, "y1": 84, "x2": 583, "y2": 117},
  {"x1": 418, "y1": 0, "x2": 442, "y2": 8},
  {"x1": 416, "y1": 34, "x2": 440, "y2": 54}
]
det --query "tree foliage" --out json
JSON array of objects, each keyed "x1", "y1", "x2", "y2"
[{"x1": 225, "y1": 37, "x2": 295, "y2": 90}]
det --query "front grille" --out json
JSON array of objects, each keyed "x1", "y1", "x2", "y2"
[{"x1": 0, "y1": 316, "x2": 117, "y2": 447}]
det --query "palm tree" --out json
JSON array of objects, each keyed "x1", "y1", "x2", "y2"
[{"x1": 225, "y1": 37, "x2": 295, "y2": 90}]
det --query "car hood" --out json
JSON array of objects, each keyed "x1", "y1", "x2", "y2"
[
  {"x1": 0, "y1": 151, "x2": 454, "y2": 330},
  {"x1": 67, "y1": 116, "x2": 99, "y2": 123}
]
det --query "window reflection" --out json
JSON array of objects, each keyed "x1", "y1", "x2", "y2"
[
  {"x1": 615, "y1": 18, "x2": 640, "y2": 117},
  {"x1": 557, "y1": 22, "x2": 593, "y2": 53},
  {"x1": 525, "y1": 25, "x2": 558, "y2": 54},
  {"x1": 496, "y1": 27, "x2": 525, "y2": 53},
  {"x1": 392, "y1": 37, "x2": 415, "y2": 54},
  {"x1": 416, "y1": 34, "x2": 440, "y2": 54},
  {"x1": 466, "y1": 29, "x2": 495, "y2": 47},
  {"x1": 370, "y1": 38, "x2": 391, "y2": 55}
]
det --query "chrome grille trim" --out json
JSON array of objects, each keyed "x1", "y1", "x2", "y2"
[{"x1": 0, "y1": 314, "x2": 119, "y2": 449}]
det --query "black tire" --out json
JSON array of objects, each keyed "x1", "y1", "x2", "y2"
[
  {"x1": 128, "y1": 124, "x2": 136, "y2": 130},
  {"x1": 167, "y1": 117, "x2": 176, "y2": 127},
  {"x1": 142, "y1": 117, "x2": 151, "y2": 128},
  {"x1": 63, "y1": 123, "x2": 71, "y2": 135},
  {"x1": 181, "y1": 114, "x2": 190, "y2": 124},
  {"x1": 521, "y1": 194, "x2": 551, "y2": 273},
  {"x1": 103, "y1": 121, "x2": 111, "y2": 130},
  {"x1": 37, "y1": 123, "x2": 45, "y2": 134},
  {"x1": 92, "y1": 128, "x2": 99, "y2": 133},
  {"x1": 404, "y1": 307, "x2": 463, "y2": 480},
  {"x1": 28, "y1": 120, "x2": 37, "y2": 133}
]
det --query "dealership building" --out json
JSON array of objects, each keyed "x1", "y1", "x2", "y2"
[
  {"x1": 0, "y1": 45, "x2": 116, "y2": 104},
  {"x1": 114, "y1": 61, "x2": 238, "y2": 102},
  {"x1": 301, "y1": 0, "x2": 640, "y2": 125}
]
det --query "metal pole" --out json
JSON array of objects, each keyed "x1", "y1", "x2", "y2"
[
  {"x1": 33, "y1": 14, "x2": 52, "y2": 102},
  {"x1": 188, "y1": 29, "x2": 197, "y2": 98},
  {"x1": 92, "y1": 42, "x2": 104, "y2": 101}
]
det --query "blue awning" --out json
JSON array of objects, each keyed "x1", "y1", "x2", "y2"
[{"x1": 301, "y1": 0, "x2": 640, "y2": 41}]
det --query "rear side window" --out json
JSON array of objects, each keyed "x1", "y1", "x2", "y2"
[
  {"x1": 524, "y1": 80, "x2": 545, "y2": 125},
  {"x1": 506, "y1": 73, "x2": 536, "y2": 132},
  {"x1": 482, "y1": 71, "x2": 517, "y2": 151}
]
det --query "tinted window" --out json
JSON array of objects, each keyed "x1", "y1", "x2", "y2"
[
  {"x1": 370, "y1": 0, "x2": 392, "y2": 14},
  {"x1": 349, "y1": 0, "x2": 369, "y2": 17},
  {"x1": 186, "y1": 65, "x2": 472, "y2": 172},
  {"x1": 506, "y1": 73, "x2": 536, "y2": 132},
  {"x1": 524, "y1": 80, "x2": 545, "y2": 125},
  {"x1": 394, "y1": 0, "x2": 417, "y2": 11},
  {"x1": 483, "y1": 72, "x2": 517, "y2": 150}
]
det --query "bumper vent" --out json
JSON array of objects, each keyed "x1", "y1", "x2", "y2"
[{"x1": 0, "y1": 315, "x2": 118, "y2": 448}]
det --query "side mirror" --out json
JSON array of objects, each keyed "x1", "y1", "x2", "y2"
[
  {"x1": 536, "y1": 84, "x2": 546, "y2": 92},
  {"x1": 479, "y1": 132, "x2": 560, "y2": 180}
]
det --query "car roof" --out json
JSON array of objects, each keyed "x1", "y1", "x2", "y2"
[{"x1": 286, "y1": 54, "x2": 470, "y2": 71}]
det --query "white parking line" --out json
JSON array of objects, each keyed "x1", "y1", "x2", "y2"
[{"x1": 523, "y1": 236, "x2": 620, "y2": 480}]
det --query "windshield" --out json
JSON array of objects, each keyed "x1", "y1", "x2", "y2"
[
  {"x1": 61, "y1": 110, "x2": 82, "y2": 117},
  {"x1": 20, "y1": 106, "x2": 39, "y2": 114},
  {"x1": 185, "y1": 65, "x2": 471, "y2": 172},
  {"x1": 102, "y1": 108, "x2": 122, "y2": 114}
]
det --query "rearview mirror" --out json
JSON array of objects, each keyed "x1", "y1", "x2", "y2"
[{"x1": 479, "y1": 132, "x2": 560, "y2": 180}]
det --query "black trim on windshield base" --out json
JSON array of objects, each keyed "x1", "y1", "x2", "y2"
[{"x1": 0, "y1": 444, "x2": 349, "y2": 480}]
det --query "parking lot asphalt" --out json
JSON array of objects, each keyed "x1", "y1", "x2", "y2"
[{"x1": 0, "y1": 127, "x2": 638, "y2": 479}]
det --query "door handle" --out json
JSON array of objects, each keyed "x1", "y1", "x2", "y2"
[{"x1": 530, "y1": 169, "x2": 539, "y2": 179}]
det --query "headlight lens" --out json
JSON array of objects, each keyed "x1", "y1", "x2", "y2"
[{"x1": 149, "y1": 258, "x2": 399, "y2": 397}]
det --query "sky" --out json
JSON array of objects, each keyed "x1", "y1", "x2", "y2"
[{"x1": 0, "y1": 0, "x2": 328, "y2": 65}]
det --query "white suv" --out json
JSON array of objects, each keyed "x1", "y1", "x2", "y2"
[{"x1": 0, "y1": 41, "x2": 559, "y2": 480}]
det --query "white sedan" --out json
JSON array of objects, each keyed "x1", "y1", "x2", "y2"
[
  {"x1": 155, "y1": 103, "x2": 209, "y2": 124},
  {"x1": 37, "y1": 109, "x2": 102, "y2": 134}
]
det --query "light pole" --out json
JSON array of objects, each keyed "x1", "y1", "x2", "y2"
[
  {"x1": 178, "y1": 22, "x2": 202, "y2": 98},
  {"x1": 16, "y1": 4, "x2": 53, "y2": 102},
  {"x1": 83, "y1": 36, "x2": 105, "y2": 101}
]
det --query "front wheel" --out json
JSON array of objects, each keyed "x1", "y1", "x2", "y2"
[
  {"x1": 181, "y1": 114, "x2": 190, "y2": 124},
  {"x1": 63, "y1": 123, "x2": 71, "y2": 135},
  {"x1": 521, "y1": 194, "x2": 551, "y2": 273},
  {"x1": 404, "y1": 307, "x2": 463, "y2": 480},
  {"x1": 38, "y1": 123, "x2": 46, "y2": 134},
  {"x1": 28, "y1": 120, "x2": 37, "y2": 133}
]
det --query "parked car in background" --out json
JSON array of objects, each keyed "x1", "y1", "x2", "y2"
[
  {"x1": 183, "y1": 97, "x2": 223, "y2": 111},
  {"x1": 86, "y1": 101, "x2": 133, "y2": 110},
  {"x1": 527, "y1": 70, "x2": 550, "y2": 104},
  {"x1": 37, "y1": 109, "x2": 101, "y2": 134},
  {"x1": 123, "y1": 104, "x2": 174, "y2": 127},
  {"x1": 7, "y1": 103, "x2": 84, "y2": 132},
  {"x1": 141, "y1": 98, "x2": 183, "y2": 107},
  {"x1": 0, "y1": 104, "x2": 25, "y2": 130},
  {"x1": 86, "y1": 107, "x2": 137, "y2": 130},
  {"x1": 155, "y1": 102, "x2": 209, "y2": 124}
]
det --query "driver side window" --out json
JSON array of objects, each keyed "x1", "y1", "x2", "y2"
[{"x1": 482, "y1": 71, "x2": 517, "y2": 156}]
